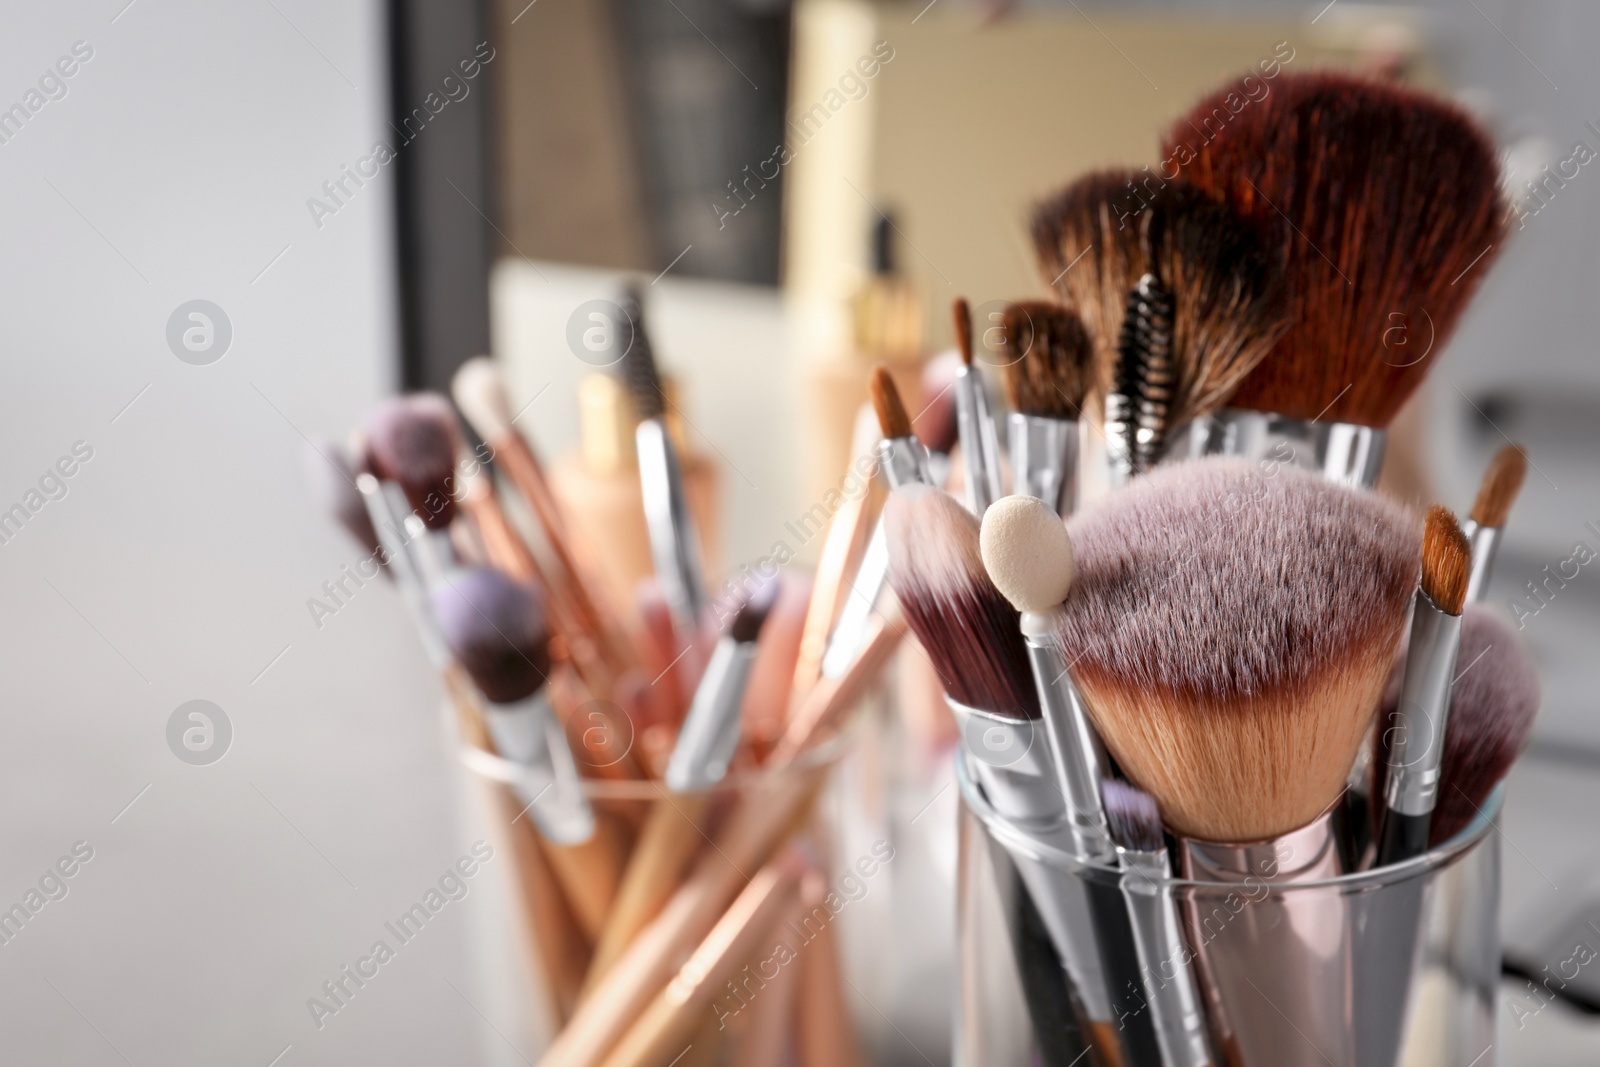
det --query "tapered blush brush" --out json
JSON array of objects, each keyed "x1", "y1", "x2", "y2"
[
  {"x1": 998, "y1": 302, "x2": 1094, "y2": 517},
  {"x1": 1461, "y1": 443, "x2": 1529, "y2": 603},
  {"x1": 1162, "y1": 72, "x2": 1508, "y2": 487},
  {"x1": 951, "y1": 297, "x2": 1003, "y2": 512}
]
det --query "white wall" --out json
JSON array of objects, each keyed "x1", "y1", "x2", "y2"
[{"x1": 0, "y1": 3, "x2": 513, "y2": 1064}]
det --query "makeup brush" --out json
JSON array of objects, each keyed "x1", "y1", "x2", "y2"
[
  {"x1": 998, "y1": 302, "x2": 1094, "y2": 517},
  {"x1": 306, "y1": 439, "x2": 381, "y2": 557},
  {"x1": 1102, "y1": 779, "x2": 1214, "y2": 1067},
  {"x1": 790, "y1": 406, "x2": 882, "y2": 697},
  {"x1": 453, "y1": 356, "x2": 631, "y2": 675},
  {"x1": 951, "y1": 297, "x2": 1003, "y2": 512},
  {"x1": 618, "y1": 288, "x2": 708, "y2": 640},
  {"x1": 1031, "y1": 172, "x2": 1287, "y2": 431},
  {"x1": 1052, "y1": 457, "x2": 1418, "y2": 841},
  {"x1": 1372, "y1": 604, "x2": 1540, "y2": 847},
  {"x1": 431, "y1": 567, "x2": 590, "y2": 841},
  {"x1": 1375, "y1": 506, "x2": 1473, "y2": 866},
  {"x1": 978, "y1": 492, "x2": 1164, "y2": 1067},
  {"x1": 1050, "y1": 457, "x2": 1419, "y2": 1066},
  {"x1": 666, "y1": 573, "x2": 780, "y2": 791},
  {"x1": 882, "y1": 483, "x2": 1039, "y2": 803},
  {"x1": 1462, "y1": 443, "x2": 1529, "y2": 603},
  {"x1": 817, "y1": 367, "x2": 931, "y2": 680},
  {"x1": 1163, "y1": 72, "x2": 1508, "y2": 486},
  {"x1": 550, "y1": 597, "x2": 898, "y2": 1067},
  {"x1": 365, "y1": 393, "x2": 463, "y2": 582}
]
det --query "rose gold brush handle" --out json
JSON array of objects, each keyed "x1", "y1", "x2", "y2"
[{"x1": 594, "y1": 853, "x2": 810, "y2": 1067}]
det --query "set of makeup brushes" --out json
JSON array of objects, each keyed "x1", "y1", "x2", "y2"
[
  {"x1": 312, "y1": 288, "x2": 907, "y2": 1066},
  {"x1": 882, "y1": 71, "x2": 1540, "y2": 1066}
]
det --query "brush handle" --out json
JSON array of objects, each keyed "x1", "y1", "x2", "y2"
[
  {"x1": 1120, "y1": 851, "x2": 1214, "y2": 1067},
  {"x1": 955, "y1": 364, "x2": 1003, "y2": 513},
  {"x1": 1383, "y1": 594, "x2": 1462, "y2": 825},
  {"x1": 665, "y1": 637, "x2": 757, "y2": 791},
  {"x1": 1008, "y1": 412, "x2": 1079, "y2": 517},
  {"x1": 820, "y1": 434, "x2": 929, "y2": 678},
  {"x1": 1374, "y1": 809, "x2": 1431, "y2": 868},
  {"x1": 636, "y1": 418, "x2": 708, "y2": 638},
  {"x1": 1461, "y1": 519, "x2": 1500, "y2": 604}
]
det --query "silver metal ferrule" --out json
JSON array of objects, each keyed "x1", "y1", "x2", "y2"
[
  {"x1": 636, "y1": 417, "x2": 707, "y2": 637},
  {"x1": 1179, "y1": 813, "x2": 1349, "y2": 1067},
  {"x1": 1020, "y1": 613, "x2": 1112, "y2": 855},
  {"x1": 357, "y1": 474, "x2": 449, "y2": 668},
  {"x1": 947, "y1": 698, "x2": 1063, "y2": 825},
  {"x1": 954, "y1": 364, "x2": 1002, "y2": 513},
  {"x1": 1461, "y1": 518, "x2": 1500, "y2": 604},
  {"x1": 1119, "y1": 847, "x2": 1214, "y2": 1067},
  {"x1": 1385, "y1": 591, "x2": 1464, "y2": 818},
  {"x1": 484, "y1": 693, "x2": 595, "y2": 844},
  {"x1": 1007, "y1": 412, "x2": 1079, "y2": 516},
  {"x1": 664, "y1": 636, "x2": 758, "y2": 792},
  {"x1": 1178, "y1": 408, "x2": 1387, "y2": 489},
  {"x1": 818, "y1": 434, "x2": 931, "y2": 679}
]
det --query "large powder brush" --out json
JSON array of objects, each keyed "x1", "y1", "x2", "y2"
[
  {"x1": 1050, "y1": 457, "x2": 1419, "y2": 841},
  {"x1": 1162, "y1": 71, "x2": 1508, "y2": 428}
]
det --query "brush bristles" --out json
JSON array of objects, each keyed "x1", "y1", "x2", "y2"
[
  {"x1": 998, "y1": 301, "x2": 1094, "y2": 418},
  {"x1": 1051, "y1": 458, "x2": 1419, "y2": 841},
  {"x1": 1372, "y1": 606, "x2": 1540, "y2": 845},
  {"x1": 1421, "y1": 505, "x2": 1472, "y2": 615},
  {"x1": 364, "y1": 394, "x2": 462, "y2": 529},
  {"x1": 307, "y1": 438, "x2": 380, "y2": 556},
  {"x1": 1431, "y1": 607, "x2": 1539, "y2": 843},
  {"x1": 617, "y1": 290, "x2": 665, "y2": 421},
  {"x1": 1031, "y1": 173, "x2": 1286, "y2": 423},
  {"x1": 730, "y1": 572, "x2": 780, "y2": 644},
  {"x1": 1102, "y1": 779, "x2": 1166, "y2": 853},
  {"x1": 884, "y1": 484, "x2": 1039, "y2": 718},
  {"x1": 1164, "y1": 71, "x2": 1508, "y2": 426},
  {"x1": 1471, "y1": 444, "x2": 1529, "y2": 528},
  {"x1": 451, "y1": 356, "x2": 514, "y2": 441},
  {"x1": 953, "y1": 298, "x2": 974, "y2": 366},
  {"x1": 432, "y1": 566, "x2": 551, "y2": 704},
  {"x1": 870, "y1": 364, "x2": 914, "y2": 440}
]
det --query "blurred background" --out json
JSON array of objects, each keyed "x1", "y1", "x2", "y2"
[{"x1": 2, "y1": 0, "x2": 1597, "y2": 1063}]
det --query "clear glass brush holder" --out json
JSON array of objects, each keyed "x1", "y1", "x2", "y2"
[
  {"x1": 955, "y1": 751, "x2": 1502, "y2": 1067},
  {"x1": 457, "y1": 701, "x2": 882, "y2": 1067}
]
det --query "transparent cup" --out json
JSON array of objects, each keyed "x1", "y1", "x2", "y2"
[
  {"x1": 458, "y1": 698, "x2": 877, "y2": 1066},
  {"x1": 955, "y1": 749, "x2": 1502, "y2": 1067}
]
